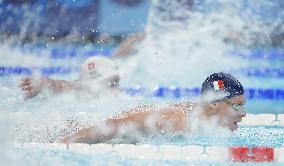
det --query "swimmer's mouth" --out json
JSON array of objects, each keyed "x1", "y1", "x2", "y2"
[{"x1": 234, "y1": 119, "x2": 242, "y2": 125}]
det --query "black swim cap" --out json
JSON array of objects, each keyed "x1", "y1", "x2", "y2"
[{"x1": 201, "y1": 72, "x2": 244, "y2": 103}]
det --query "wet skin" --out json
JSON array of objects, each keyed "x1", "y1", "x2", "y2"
[
  {"x1": 208, "y1": 95, "x2": 246, "y2": 131},
  {"x1": 61, "y1": 96, "x2": 247, "y2": 144}
]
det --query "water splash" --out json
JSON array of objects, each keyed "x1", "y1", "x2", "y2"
[{"x1": 120, "y1": 0, "x2": 283, "y2": 88}]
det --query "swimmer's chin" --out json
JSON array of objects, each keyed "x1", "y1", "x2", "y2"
[{"x1": 228, "y1": 123, "x2": 239, "y2": 131}]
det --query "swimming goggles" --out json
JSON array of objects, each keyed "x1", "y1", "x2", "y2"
[{"x1": 225, "y1": 101, "x2": 245, "y2": 111}]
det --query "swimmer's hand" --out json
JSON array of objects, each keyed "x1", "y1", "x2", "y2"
[
  {"x1": 19, "y1": 77, "x2": 75, "y2": 100},
  {"x1": 19, "y1": 77, "x2": 50, "y2": 100}
]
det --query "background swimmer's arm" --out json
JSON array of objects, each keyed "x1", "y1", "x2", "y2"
[
  {"x1": 112, "y1": 32, "x2": 145, "y2": 58},
  {"x1": 43, "y1": 77, "x2": 75, "y2": 92},
  {"x1": 19, "y1": 77, "x2": 76, "y2": 100},
  {"x1": 61, "y1": 105, "x2": 188, "y2": 144}
]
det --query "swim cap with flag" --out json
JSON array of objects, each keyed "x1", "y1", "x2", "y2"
[
  {"x1": 201, "y1": 72, "x2": 244, "y2": 103},
  {"x1": 80, "y1": 56, "x2": 118, "y2": 80}
]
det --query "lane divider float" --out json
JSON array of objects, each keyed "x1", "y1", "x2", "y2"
[{"x1": 17, "y1": 143, "x2": 284, "y2": 162}]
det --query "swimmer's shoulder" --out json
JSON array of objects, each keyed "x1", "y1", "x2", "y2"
[{"x1": 167, "y1": 101, "x2": 195, "y2": 114}]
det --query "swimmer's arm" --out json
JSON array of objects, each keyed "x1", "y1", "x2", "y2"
[
  {"x1": 61, "y1": 126, "x2": 114, "y2": 144},
  {"x1": 61, "y1": 108, "x2": 152, "y2": 144},
  {"x1": 19, "y1": 77, "x2": 76, "y2": 100},
  {"x1": 61, "y1": 105, "x2": 188, "y2": 144},
  {"x1": 42, "y1": 77, "x2": 76, "y2": 92},
  {"x1": 112, "y1": 32, "x2": 145, "y2": 57}
]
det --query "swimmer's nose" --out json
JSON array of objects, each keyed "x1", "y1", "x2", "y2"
[{"x1": 239, "y1": 109, "x2": 246, "y2": 117}]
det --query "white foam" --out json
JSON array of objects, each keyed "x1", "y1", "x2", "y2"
[
  {"x1": 276, "y1": 147, "x2": 284, "y2": 162},
  {"x1": 22, "y1": 143, "x2": 67, "y2": 150},
  {"x1": 13, "y1": 141, "x2": 23, "y2": 148},
  {"x1": 113, "y1": 144, "x2": 136, "y2": 156},
  {"x1": 68, "y1": 143, "x2": 90, "y2": 154},
  {"x1": 159, "y1": 145, "x2": 182, "y2": 160},
  {"x1": 206, "y1": 146, "x2": 229, "y2": 162},
  {"x1": 239, "y1": 114, "x2": 277, "y2": 126},
  {"x1": 278, "y1": 114, "x2": 284, "y2": 126},
  {"x1": 132, "y1": 144, "x2": 159, "y2": 159},
  {"x1": 181, "y1": 145, "x2": 204, "y2": 161},
  {"x1": 91, "y1": 143, "x2": 113, "y2": 154}
]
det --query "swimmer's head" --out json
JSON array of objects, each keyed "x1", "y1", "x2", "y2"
[
  {"x1": 200, "y1": 72, "x2": 246, "y2": 131},
  {"x1": 201, "y1": 72, "x2": 244, "y2": 103},
  {"x1": 80, "y1": 56, "x2": 119, "y2": 86}
]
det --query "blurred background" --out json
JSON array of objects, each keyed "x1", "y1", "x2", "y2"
[
  {"x1": 0, "y1": 0, "x2": 149, "y2": 43},
  {"x1": 0, "y1": 0, "x2": 283, "y2": 114}
]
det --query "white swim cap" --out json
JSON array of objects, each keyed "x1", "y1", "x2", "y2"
[{"x1": 80, "y1": 56, "x2": 118, "y2": 80}]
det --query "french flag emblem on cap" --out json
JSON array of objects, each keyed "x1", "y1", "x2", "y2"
[
  {"x1": 213, "y1": 80, "x2": 224, "y2": 91},
  {"x1": 88, "y1": 62, "x2": 95, "y2": 70}
]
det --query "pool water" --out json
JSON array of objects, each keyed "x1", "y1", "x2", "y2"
[
  {"x1": 15, "y1": 123, "x2": 284, "y2": 147},
  {"x1": 11, "y1": 110, "x2": 284, "y2": 165},
  {"x1": 15, "y1": 148, "x2": 284, "y2": 166}
]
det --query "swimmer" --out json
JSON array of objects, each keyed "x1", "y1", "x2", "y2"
[
  {"x1": 19, "y1": 56, "x2": 120, "y2": 100},
  {"x1": 62, "y1": 72, "x2": 246, "y2": 144}
]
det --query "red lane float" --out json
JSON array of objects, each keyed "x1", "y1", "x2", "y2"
[{"x1": 230, "y1": 147, "x2": 274, "y2": 162}]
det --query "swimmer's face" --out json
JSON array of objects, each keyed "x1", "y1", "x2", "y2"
[
  {"x1": 213, "y1": 95, "x2": 246, "y2": 131},
  {"x1": 105, "y1": 74, "x2": 120, "y2": 87}
]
